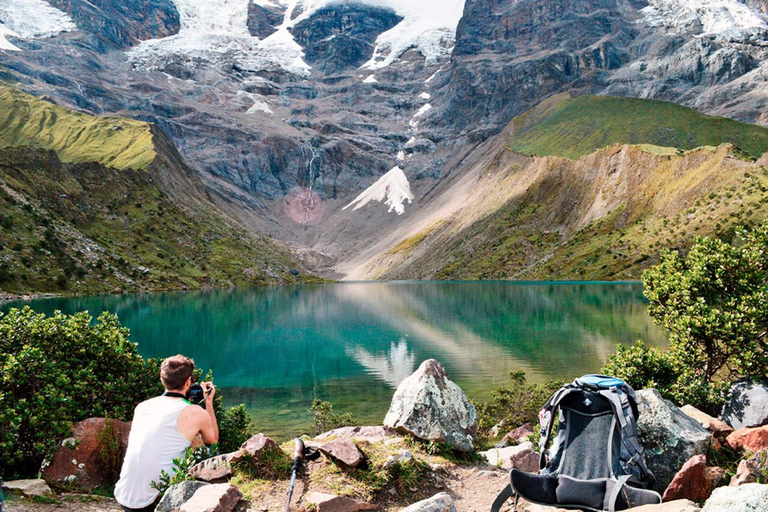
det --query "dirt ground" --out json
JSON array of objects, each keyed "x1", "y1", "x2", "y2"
[{"x1": 3, "y1": 462, "x2": 531, "y2": 512}]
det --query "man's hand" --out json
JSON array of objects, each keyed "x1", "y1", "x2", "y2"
[{"x1": 203, "y1": 381, "x2": 215, "y2": 405}]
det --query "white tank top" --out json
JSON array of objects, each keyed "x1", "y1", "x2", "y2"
[{"x1": 114, "y1": 396, "x2": 192, "y2": 508}]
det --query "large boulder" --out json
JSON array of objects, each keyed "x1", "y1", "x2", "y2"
[
  {"x1": 635, "y1": 389, "x2": 711, "y2": 491},
  {"x1": 188, "y1": 454, "x2": 235, "y2": 482},
  {"x1": 156, "y1": 481, "x2": 210, "y2": 512},
  {"x1": 399, "y1": 492, "x2": 457, "y2": 512},
  {"x1": 384, "y1": 359, "x2": 478, "y2": 452},
  {"x1": 662, "y1": 454, "x2": 724, "y2": 503},
  {"x1": 701, "y1": 483, "x2": 768, "y2": 511},
  {"x1": 721, "y1": 379, "x2": 768, "y2": 430},
  {"x1": 40, "y1": 417, "x2": 131, "y2": 491}
]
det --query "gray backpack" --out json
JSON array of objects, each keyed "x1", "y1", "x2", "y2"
[{"x1": 492, "y1": 375, "x2": 662, "y2": 512}]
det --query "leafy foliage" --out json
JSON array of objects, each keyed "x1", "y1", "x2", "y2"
[
  {"x1": 218, "y1": 404, "x2": 254, "y2": 454},
  {"x1": 0, "y1": 307, "x2": 162, "y2": 478},
  {"x1": 604, "y1": 221, "x2": 768, "y2": 412},
  {"x1": 602, "y1": 341, "x2": 677, "y2": 396},
  {"x1": 150, "y1": 445, "x2": 217, "y2": 495},
  {"x1": 309, "y1": 399, "x2": 356, "y2": 435},
  {"x1": 474, "y1": 371, "x2": 563, "y2": 446}
]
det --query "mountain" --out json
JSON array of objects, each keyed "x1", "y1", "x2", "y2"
[
  {"x1": 0, "y1": 85, "x2": 319, "y2": 295},
  {"x1": 339, "y1": 95, "x2": 768, "y2": 280},
  {"x1": 2, "y1": 0, "x2": 768, "y2": 282}
]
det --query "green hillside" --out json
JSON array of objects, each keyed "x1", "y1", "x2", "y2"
[
  {"x1": 507, "y1": 94, "x2": 768, "y2": 160},
  {"x1": 0, "y1": 85, "x2": 155, "y2": 170}
]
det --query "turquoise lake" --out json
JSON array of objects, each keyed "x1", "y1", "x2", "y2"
[{"x1": 2, "y1": 281, "x2": 668, "y2": 439}]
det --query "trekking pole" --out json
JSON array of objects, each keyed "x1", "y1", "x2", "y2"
[{"x1": 285, "y1": 438, "x2": 305, "y2": 512}]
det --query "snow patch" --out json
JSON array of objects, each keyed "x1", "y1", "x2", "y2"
[
  {"x1": 397, "y1": 150, "x2": 405, "y2": 161},
  {"x1": 641, "y1": 0, "x2": 768, "y2": 41},
  {"x1": 419, "y1": 92, "x2": 431, "y2": 100},
  {"x1": 0, "y1": 0, "x2": 76, "y2": 52},
  {"x1": 413, "y1": 103, "x2": 432, "y2": 117},
  {"x1": 363, "y1": 74, "x2": 378, "y2": 83},
  {"x1": 343, "y1": 166, "x2": 414, "y2": 215}
]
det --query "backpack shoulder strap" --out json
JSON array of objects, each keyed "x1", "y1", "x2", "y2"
[{"x1": 537, "y1": 384, "x2": 580, "y2": 469}]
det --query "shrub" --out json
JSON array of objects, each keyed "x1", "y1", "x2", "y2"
[
  {"x1": 0, "y1": 307, "x2": 162, "y2": 478},
  {"x1": 217, "y1": 404, "x2": 253, "y2": 454},
  {"x1": 475, "y1": 371, "x2": 563, "y2": 446},
  {"x1": 602, "y1": 341, "x2": 677, "y2": 398},
  {"x1": 310, "y1": 399, "x2": 355, "y2": 435}
]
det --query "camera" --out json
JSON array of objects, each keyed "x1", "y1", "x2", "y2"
[{"x1": 187, "y1": 382, "x2": 212, "y2": 405}]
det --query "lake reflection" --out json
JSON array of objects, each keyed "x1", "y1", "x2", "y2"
[{"x1": 3, "y1": 282, "x2": 667, "y2": 438}]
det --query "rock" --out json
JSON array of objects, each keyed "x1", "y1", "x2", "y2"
[
  {"x1": 501, "y1": 423, "x2": 534, "y2": 446},
  {"x1": 156, "y1": 481, "x2": 210, "y2": 512},
  {"x1": 179, "y1": 483, "x2": 242, "y2": 512},
  {"x1": 730, "y1": 450, "x2": 768, "y2": 486},
  {"x1": 383, "y1": 449, "x2": 415, "y2": 470},
  {"x1": 662, "y1": 454, "x2": 724, "y2": 503},
  {"x1": 188, "y1": 455, "x2": 234, "y2": 482},
  {"x1": 681, "y1": 405, "x2": 734, "y2": 439},
  {"x1": 635, "y1": 389, "x2": 711, "y2": 491},
  {"x1": 480, "y1": 442, "x2": 538, "y2": 472},
  {"x1": 40, "y1": 417, "x2": 131, "y2": 491},
  {"x1": 1, "y1": 479, "x2": 53, "y2": 498},
  {"x1": 384, "y1": 359, "x2": 478, "y2": 452},
  {"x1": 629, "y1": 500, "x2": 700, "y2": 511},
  {"x1": 240, "y1": 433, "x2": 278, "y2": 458},
  {"x1": 318, "y1": 437, "x2": 366, "y2": 468},
  {"x1": 701, "y1": 483, "x2": 768, "y2": 511},
  {"x1": 399, "y1": 492, "x2": 456, "y2": 512},
  {"x1": 305, "y1": 491, "x2": 376, "y2": 512},
  {"x1": 315, "y1": 426, "x2": 400, "y2": 443},
  {"x1": 726, "y1": 426, "x2": 768, "y2": 453},
  {"x1": 721, "y1": 379, "x2": 768, "y2": 430}
]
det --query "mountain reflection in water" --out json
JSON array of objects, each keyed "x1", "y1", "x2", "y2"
[{"x1": 3, "y1": 281, "x2": 667, "y2": 438}]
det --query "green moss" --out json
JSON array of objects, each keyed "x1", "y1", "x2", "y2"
[
  {"x1": 506, "y1": 94, "x2": 768, "y2": 160},
  {"x1": 0, "y1": 85, "x2": 155, "y2": 170}
]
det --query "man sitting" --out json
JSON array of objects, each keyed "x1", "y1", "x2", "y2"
[{"x1": 115, "y1": 354, "x2": 218, "y2": 512}]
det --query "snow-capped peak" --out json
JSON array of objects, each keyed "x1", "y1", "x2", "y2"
[
  {"x1": 0, "y1": 0, "x2": 76, "y2": 52},
  {"x1": 343, "y1": 166, "x2": 414, "y2": 215},
  {"x1": 641, "y1": 0, "x2": 768, "y2": 41}
]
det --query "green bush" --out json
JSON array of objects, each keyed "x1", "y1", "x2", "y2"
[
  {"x1": 217, "y1": 404, "x2": 254, "y2": 454},
  {"x1": 309, "y1": 399, "x2": 355, "y2": 435},
  {"x1": 603, "y1": 220, "x2": 768, "y2": 413},
  {"x1": 602, "y1": 341, "x2": 677, "y2": 397},
  {"x1": 475, "y1": 371, "x2": 563, "y2": 446},
  {"x1": 0, "y1": 307, "x2": 162, "y2": 478}
]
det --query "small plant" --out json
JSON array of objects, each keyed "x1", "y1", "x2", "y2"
[
  {"x1": 150, "y1": 444, "x2": 217, "y2": 495},
  {"x1": 309, "y1": 399, "x2": 355, "y2": 435},
  {"x1": 97, "y1": 418, "x2": 123, "y2": 486}
]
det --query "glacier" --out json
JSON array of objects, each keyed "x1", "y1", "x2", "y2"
[
  {"x1": 641, "y1": 0, "x2": 768, "y2": 41},
  {"x1": 0, "y1": 0, "x2": 76, "y2": 52}
]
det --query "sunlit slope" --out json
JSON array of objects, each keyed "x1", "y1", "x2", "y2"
[
  {"x1": 507, "y1": 94, "x2": 768, "y2": 161},
  {"x1": 0, "y1": 85, "x2": 155, "y2": 170}
]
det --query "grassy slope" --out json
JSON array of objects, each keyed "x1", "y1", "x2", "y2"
[
  {"x1": 0, "y1": 85, "x2": 155, "y2": 170},
  {"x1": 0, "y1": 85, "x2": 320, "y2": 294},
  {"x1": 507, "y1": 93, "x2": 768, "y2": 161}
]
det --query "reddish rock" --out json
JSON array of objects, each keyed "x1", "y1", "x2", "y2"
[
  {"x1": 305, "y1": 492, "x2": 376, "y2": 512},
  {"x1": 730, "y1": 450, "x2": 768, "y2": 486},
  {"x1": 725, "y1": 426, "x2": 768, "y2": 453},
  {"x1": 188, "y1": 455, "x2": 234, "y2": 482},
  {"x1": 318, "y1": 437, "x2": 366, "y2": 468},
  {"x1": 502, "y1": 423, "x2": 534, "y2": 445},
  {"x1": 662, "y1": 454, "x2": 724, "y2": 503},
  {"x1": 179, "y1": 483, "x2": 241, "y2": 512},
  {"x1": 504, "y1": 446, "x2": 539, "y2": 473},
  {"x1": 40, "y1": 417, "x2": 131, "y2": 491},
  {"x1": 240, "y1": 433, "x2": 278, "y2": 458}
]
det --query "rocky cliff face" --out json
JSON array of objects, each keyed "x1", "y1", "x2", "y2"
[{"x1": 2, "y1": 0, "x2": 768, "y2": 280}]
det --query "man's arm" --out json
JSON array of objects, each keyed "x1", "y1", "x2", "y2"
[{"x1": 198, "y1": 381, "x2": 219, "y2": 445}]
